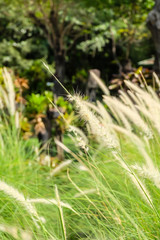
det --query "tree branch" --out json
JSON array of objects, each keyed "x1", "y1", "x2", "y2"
[{"x1": 28, "y1": 11, "x2": 54, "y2": 49}]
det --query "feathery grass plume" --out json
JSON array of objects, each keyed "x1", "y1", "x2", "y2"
[
  {"x1": 132, "y1": 164, "x2": 160, "y2": 189},
  {"x1": 126, "y1": 82, "x2": 160, "y2": 124},
  {"x1": 103, "y1": 95, "x2": 152, "y2": 138},
  {"x1": 74, "y1": 188, "x2": 97, "y2": 198},
  {"x1": 125, "y1": 81, "x2": 154, "y2": 109},
  {"x1": 119, "y1": 90, "x2": 136, "y2": 110},
  {"x1": 77, "y1": 164, "x2": 89, "y2": 171},
  {"x1": 0, "y1": 224, "x2": 18, "y2": 239},
  {"x1": 85, "y1": 100, "x2": 116, "y2": 129},
  {"x1": 55, "y1": 185, "x2": 67, "y2": 240},
  {"x1": 135, "y1": 89, "x2": 160, "y2": 117},
  {"x1": 135, "y1": 103, "x2": 160, "y2": 137},
  {"x1": 125, "y1": 80, "x2": 147, "y2": 96},
  {"x1": 50, "y1": 159, "x2": 72, "y2": 177},
  {"x1": 69, "y1": 95, "x2": 119, "y2": 149},
  {"x1": 143, "y1": 135, "x2": 151, "y2": 152},
  {"x1": 147, "y1": 85, "x2": 160, "y2": 101},
  {"x1": 85, "y1": 100, "x2": 113, "y2": 126},
  {"x1": 15, "y1": 111, "x2": 20, "y2": 129},
  {"x1": 90, "y1": 70, "x2": 110, "y2": 95},
  {"x1": 115, "y1": 110, "x2": 132, "y2": 131},
  {"x1": 0, "y1": 86, "x2": 10, "y2": 110},
  {"x1": 135, "y1": 105, "x2": 153, "y2": 121},
  {"x1": 118, "y1": 91, "x2": 129, "y2": 105},
  {"x1": 113, "y1": 153, "x2": 153, "y2": 208},
  {"x1": 103, "y1": 97, "x2": 131, "y2": 130},
  {"x1": 0, "y1": 180, "x2": 44, "y2": 228},
  {"x1": 96, "y1": 101, "x2": 113, "y2": 123},
  {"x1": 0, "y1": 224, "x2": 32, "y2": 240},
  {"x1": 85, "y1": 102, "x2": 119, "y2": 143},
  {"x1": 112, "y1": 125, "x2": 157, "y2": 171},
  {"x1": 20, "y1": 230, "x2": 32, "y2": 240},
  {"x1": 127, "y1": 90, "x2": 143, "y2": 106},
  {"x1": 2, "y1": 68, "x2": 15, "y2": 116},
  {"x1": 126, "y1": 82, "x2": 160, "y2": 134},
  {"x1": 153, "y1": 72, "x2": 160, "y2": 89},
  {"x1": 104, "y1": 95, "x2": 151, "y2": 135},
  {"x1": 68, "y1": 125, "x2": 89, "y2": 152},
  {"x1": 28, "y1": 197, "x2": 78, "y2": 214}
]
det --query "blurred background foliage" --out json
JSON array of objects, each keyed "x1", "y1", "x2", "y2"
[
  {"x1": 0, "y1": 0, "x2": 155, "y2": 93},
  {"x1": 0, "y1": 0, "x2": 157, "y2": 160}
]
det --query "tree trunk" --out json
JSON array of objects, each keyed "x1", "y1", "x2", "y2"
[
  {"x1": 54, "y1": 53, "x2": 66, "y2": 97},
  {"x1": 147, "y1": 0, "x2": 160, "y2": 74}
]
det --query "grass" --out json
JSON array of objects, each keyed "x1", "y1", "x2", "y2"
[{"x1": 1, "y1": 74, "x2": 160, "y2": 239}]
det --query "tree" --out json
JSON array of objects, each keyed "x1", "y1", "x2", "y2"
[
  {"x1": 0, "y1": 0, "x2": 53, "y2": 95},
  {"x1": 18, "y1": 0, "x2": 90, "y2": 96},
  {"x1": 147, "y1": 0, "x2": 160, "y2": 74},
  {"x1": 79, "y1": 0, "x2": 154, "y2": 75}
]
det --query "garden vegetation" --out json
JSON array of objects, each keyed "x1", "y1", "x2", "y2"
[{"x1": 0, "y1": 69, "x2": 160, "y2": 239}]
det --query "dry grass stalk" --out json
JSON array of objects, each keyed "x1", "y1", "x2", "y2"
[
  {"x1": 0, "y1": 86, "x2": 9, "y2": 110},
  {"x1": 113, "y1": 153, "x2": 153, "y2": 208},
  {"x1": 112, "y1": 125, "x2": 156, "y2": 171},
  {"x1": 67, "y1": 169, "x2": 107, "y2": 220},
  {"x1": 0, "y1": 180, "x2": 45, "y2": 228},
  {"x1": 119, "y1": 90, "x2": 136, "y2": 111},
  {"x1": 50, "y1": 159, "x2": 72, "y2": 177},
  {"x1": 96, "y1": 101, "x2": 113, "y2": 123},
  {"x1": 55, "y1": 139, "x2": 91, "y2": 173},
  {"x1": 103, "y1": 96, "x2": 151, "y2": 137},
  {"x1": 132, "y1": 164, "x2": 160, "y2": 189},
  {"x1": 153, "y1": 72, "x2": 160, "y2": 89},
  {"x1": 90, "y1": 71, "x2": 110, "y2": 95},
  {"x1": 28, "y1": 197, "x2": 78, "y2": 214},
  {"x1": 74, "y1": 188, "x2": 97, "y2": 198},
  {"x1": 125, "y1": 81, "x2": 160, "y2": 134},
  {"x1": 55, "y1": 185, "x2": 67, "y2": 240},
  {"x1": 0, "y1": 224, "x2": 32, "y2": 240}
]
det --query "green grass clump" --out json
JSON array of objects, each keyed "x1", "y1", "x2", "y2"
[{"x1": 1, "y1": 78, "x2": 160, "y2": 239}]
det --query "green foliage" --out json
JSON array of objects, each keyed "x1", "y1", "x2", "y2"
[
  {"x1": 0, "y1": 0, "x2": 156, "y2": 93},
  {"x1": 78, "y1": 25, "x2": 110, "y2": 55},
  {"x1": 71, "y1": 69, "x2": 88, "y2": 85},
  {"x1": 0, "y1": 0, "x2": 51, "y2": 93},
  {"x1": 26, "y1": 92, "x2": 50, "y2": 115},
  {"x1": 54, "y1": 96, "x2": 75, "y2": 134},
  {"x1": 56, "y1": 96, "x2": 73, "y2": 114},
  {"x1": 23, "y1": 60, "x2": 55, "y2": 94},
  {"x1": 77, "y1": 9, "x2": 112, "y2": 55},
  {"x1": 78, "y1": 0, "x2": 154, "y2": 61}
]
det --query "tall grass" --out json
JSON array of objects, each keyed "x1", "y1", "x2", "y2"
[
  {"x1": 1, "y1": 67, "x2": 160, "y2": 239},
  {"x1": 65, "y1": 74, "x2": 160, "y2": 239}
]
